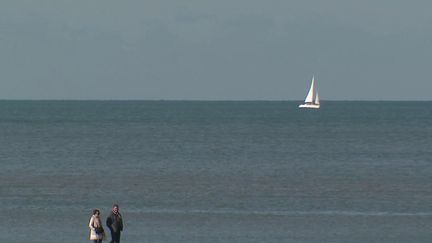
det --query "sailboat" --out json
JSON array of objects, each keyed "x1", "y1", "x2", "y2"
[{"x1": 299, "y1": 76, "x2": 320, "y2": 109}]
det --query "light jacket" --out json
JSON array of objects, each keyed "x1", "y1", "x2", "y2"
[{"x1": 89, "y1": 215, "x2": 105, "y2": 240}]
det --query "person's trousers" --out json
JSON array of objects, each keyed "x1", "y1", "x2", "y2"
[
  {"x1": 110, "y1": 231, "x2": 121, "y2": 243},
  {"x1": 93, "y1": 240, "x2": 102, "y2": 243}
]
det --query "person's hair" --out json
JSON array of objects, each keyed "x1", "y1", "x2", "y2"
[
  {"x1": 112, "y1": 204, "x2": 119, "y2": 208},
  {"x1": 93, "y1": 209, "x2": 100, "y2": 215}
]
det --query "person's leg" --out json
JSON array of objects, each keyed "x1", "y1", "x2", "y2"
[
  {"x1": 110, "y1": 231, "x2": 114, "y2": 243},
  {"x1": 114, "y1": 232, "x2": 121, "y2": 243}
]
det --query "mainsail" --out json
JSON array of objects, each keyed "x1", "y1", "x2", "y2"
[
  {"x1": 304, "y1": 76, "x2": 316, "y2": 103},
  {"x1": 315, "y1": 91, "x2": 320, "y2": 105},
  {"x1": 299, "y1": 76, "x2": 320, "y2": 109}
]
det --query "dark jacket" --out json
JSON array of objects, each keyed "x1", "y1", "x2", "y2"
[{"x1": 106, "y1": 212, "x2": 123, "y2": 233}]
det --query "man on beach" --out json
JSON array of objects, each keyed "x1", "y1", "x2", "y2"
[{"x1": 106, "y1": 204, "x2": 124, "y2": 243}]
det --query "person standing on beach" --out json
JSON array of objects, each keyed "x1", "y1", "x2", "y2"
[
  {"x1": 89, "y1": 209, "x2": 105, "y2": 243},
  {"x1": 106, "y1": 204, "x2": 124, "y2": 243}
]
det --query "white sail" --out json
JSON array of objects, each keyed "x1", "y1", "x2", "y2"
[
  {"x1": 299, "y1": 76, "x2": 320, "y2": 109},
  {"x1": 304, "y1": 76, "x2": 315, "y2": 103}
]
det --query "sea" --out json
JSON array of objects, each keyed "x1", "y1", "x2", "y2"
[{"x1": 0, "y1": 101, "x2": 431, "y2": 243}]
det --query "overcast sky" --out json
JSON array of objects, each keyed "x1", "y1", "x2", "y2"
[{"x1": 1, "y1": 0, "x2": 431, "y2": 100}]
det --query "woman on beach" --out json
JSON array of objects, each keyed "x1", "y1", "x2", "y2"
[{"x1": 89, "y1": 209, "x2": 105, "y2": 243}]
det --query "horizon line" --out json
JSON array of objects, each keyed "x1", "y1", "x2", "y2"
[{"x1": 0, "y1": 99, "x2": 432, "y2": 102}]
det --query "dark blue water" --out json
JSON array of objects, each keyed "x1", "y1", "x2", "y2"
[{"x1": 1, "y1": 101, "x2": 432, "y2": 242}]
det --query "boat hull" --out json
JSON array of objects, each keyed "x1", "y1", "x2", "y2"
[{"x1": 298, "y1": 104, "x2": 320, "y2": 109}]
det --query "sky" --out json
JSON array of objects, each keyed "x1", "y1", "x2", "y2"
[{"x1": 0, "y1": 0, "x2": 431, "y2": 100}]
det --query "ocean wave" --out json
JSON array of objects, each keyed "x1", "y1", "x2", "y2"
[{"x1": 125, "y1": 208, "x2": 432, "y2": 217}]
